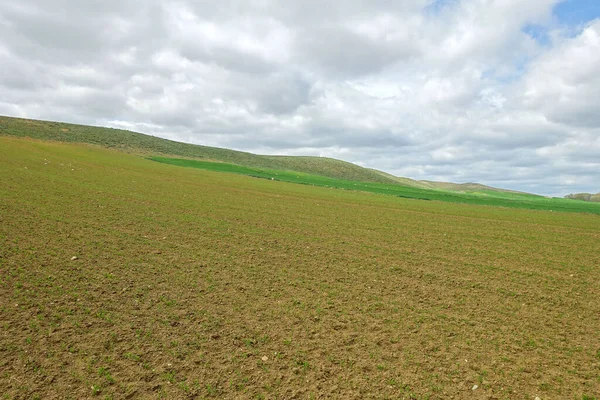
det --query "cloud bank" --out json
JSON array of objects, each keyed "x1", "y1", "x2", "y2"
[{"x1": 1, "y1": 0, "x2": 599, "y2": 196}]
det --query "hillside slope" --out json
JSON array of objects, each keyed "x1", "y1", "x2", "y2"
[
  {"x1": 418, "y1": 180, "x2": 536, "y2": 196},
  {"x1": 0, "y1": 115, "x2": 539, "y2": 196},
  {"x1": 0, "y1": 116, "x2": 398, "y2": 184},
  {"x1": 365, "y1": 170, "x2": 534, "y2": 195},
  {"x1": 366, "y1": 169, "x2": 431, "y2": 188}
]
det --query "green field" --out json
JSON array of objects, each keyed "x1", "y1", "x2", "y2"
[
  {"x1": 149, "y1": 156, "x2": 600, "y2": 215},
  {"x1": 0, "y1": 115, "x2": 400, "y2": 184},
  {"x1": 1, "y1": 136, "x2": 599, "y2": 399}
]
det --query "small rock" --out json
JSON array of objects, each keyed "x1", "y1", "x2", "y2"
[
  {"x1": 472, "y1": 385, "x2": 478, "y2": 390},
  {"x1": 261, "y1": 356, "x2": 268, "y2": 362},
  {"x1": 535, "y1": 397, "x2": 541, "y2": 400},
  {"x1": 71, "y1": 256, "x2": 78, "y2": 261}
]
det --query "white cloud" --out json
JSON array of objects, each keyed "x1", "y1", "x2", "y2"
[
  {"x1": 0, "y1": 0, "x2": 598, "y2": 195},
  {"x1": 522, "y1": 21, "x2": 600, "y2": 128}
]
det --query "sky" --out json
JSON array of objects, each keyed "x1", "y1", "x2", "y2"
[{"x1": 1, "y1": 1, "x2": 599, "y2": 196}]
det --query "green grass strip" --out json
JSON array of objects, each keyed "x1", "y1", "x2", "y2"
[{"x1": 148, "y1": 156, "x2": 600, "y2": 215}]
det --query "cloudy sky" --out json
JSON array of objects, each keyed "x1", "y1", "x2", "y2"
[{"x1": 1, "y1": 0, "x2": 599, "y2": 196}]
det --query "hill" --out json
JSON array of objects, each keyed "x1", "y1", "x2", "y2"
[
  {"x1": 2, "y1": 113, "x2": 597, "y2": 213},
  {"x1": 417, "y1": 180, "x2": 535, "y2": 195},
  {"x1": 0, "y1": 115, "x2": 531, "y2": 196},
  {"x1": 0, "y1": 115, "x2": 399, "y2": 184},
  {"x1": 367, "y1": 172, "x2": 536, "y2": 196}
]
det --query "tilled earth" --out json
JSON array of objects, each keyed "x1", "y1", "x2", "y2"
[{"x1": 1, "y1": 137, "x2": 600, "y2": 399}]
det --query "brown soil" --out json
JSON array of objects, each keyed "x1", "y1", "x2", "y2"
[{"x1": 1, "y1": 137, "x2": 599, "y2": 399}]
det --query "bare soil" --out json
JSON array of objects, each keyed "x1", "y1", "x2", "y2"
[{"x1": 1, "y1": 137, "x2": 599, "y2": 399}]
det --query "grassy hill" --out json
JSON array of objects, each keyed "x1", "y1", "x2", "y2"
[
  {"x1": 367, "y1": 168, "x2": 432, "y2": 188},
  {"x1": 2, "y1": 115, "x2": 599, "y2": 215},
  {"x1": 0, "y1": 115, "x2": 399, "y2": 184},
  {"x1": 0, "y1": 115, "x2": 539, "y2": 196},
  {"x1": 369, "y1": 171, "x2": 535, "y2": 195},
  {"x1": 418, "y1": 180, "x2": 534, "y2": 195}
]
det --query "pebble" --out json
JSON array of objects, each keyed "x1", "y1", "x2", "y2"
[
  {"x1": 472, "y1": 385, "x2": 478, "y2": 390},
  {"x1": 71, "y1": 256, "x2": 78, "y2": 261},
  {"x1": 261, "y1": 356, "x2": 268, "y2": 362}
]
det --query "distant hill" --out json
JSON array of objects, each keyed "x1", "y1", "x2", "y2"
[
  {"x1": 565, "y1": 192, "x2": 600, "y2": 202},
  {"x1": 0, "y1": 116, "x2": 400, "y2": 184},
  {"x1": 366, "y1": 169, "x2": 430, "y2": 188},
  {"x1": 0, "y1": 115, "x2": 531, "y2": 195},
  {"x1": 368, "y1": 170, "x2": 536, "y2": 196},
  {"x1": 417, "y1": 181, "x2": 536, "y2": 196}
]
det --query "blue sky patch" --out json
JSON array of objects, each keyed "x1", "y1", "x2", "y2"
[
  {"x1": 553, "y1": 0, "x2": 600, "y2": 26},
  {"x1": 523, "y1": 24, "x2": 552, "y2": 46},
  {"x1": 424, "y1": 0, "x2": 459, "y2": 16},
  {"x1": 523, "y1": 1, "x2": 600, "y2": 46}
]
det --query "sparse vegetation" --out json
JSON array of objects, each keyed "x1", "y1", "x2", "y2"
[{"x1": 1, "y1": 134, "x2": 599, "y2": 398}]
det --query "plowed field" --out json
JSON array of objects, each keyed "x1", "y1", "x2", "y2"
[{"x1": 1, "y1": 137, "x2": 599, "y2": 399}]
